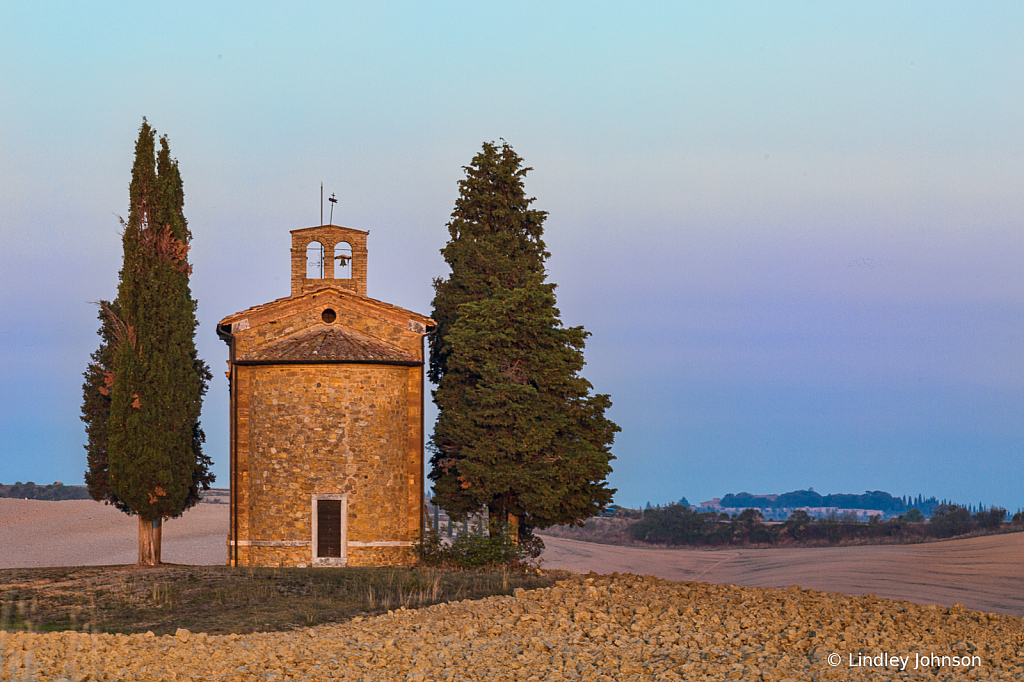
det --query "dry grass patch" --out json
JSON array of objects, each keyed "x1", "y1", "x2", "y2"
[{"x1": 0, "y1": 564, "x2": 563, "y2": 635}]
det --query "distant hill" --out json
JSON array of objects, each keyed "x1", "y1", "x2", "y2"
[
  {"x1": 0, "y1": 483, "x2": 230, "y2": 503},
  {"x1": 718, "y1": 490, "x2": 943, "y2": 515},
  {"x1": 0, "y1": 481, "x2": 92, "y2": 501}
]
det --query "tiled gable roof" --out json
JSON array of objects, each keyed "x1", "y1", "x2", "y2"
[{"x1": 236, "y1": 326, "x2": 419, "y2": 365}]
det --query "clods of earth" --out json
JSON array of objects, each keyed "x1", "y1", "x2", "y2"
[{"x1": 3, "y1": 574, "x2": 1022, "y2": 681}]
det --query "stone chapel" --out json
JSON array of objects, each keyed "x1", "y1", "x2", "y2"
[{"x1": 217, "y1": 224, "x2": 434, "y2": 567}]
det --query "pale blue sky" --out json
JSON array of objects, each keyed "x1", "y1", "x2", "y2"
[{"x1": 2, "y1": 2, "x2": 1021, "y2": 511}]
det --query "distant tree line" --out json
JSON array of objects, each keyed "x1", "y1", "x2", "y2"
[
  {"x1": 718, "y1": 490, "x2": 947, "y2": 515},
  {"x1": 0, "y1": 482, "x2": 92, "y2": 501},
  {"x1": 628, "y1": 503, "x2": 1020, "y2": 547}
]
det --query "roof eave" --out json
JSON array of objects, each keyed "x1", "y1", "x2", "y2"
[{"x1": 232, "y1": 358, "x2": 422, "y2": 367}]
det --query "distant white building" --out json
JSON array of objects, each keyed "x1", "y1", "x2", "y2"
[{"x1": 697, "y1": 500, "x2": 888, "y2": 521}]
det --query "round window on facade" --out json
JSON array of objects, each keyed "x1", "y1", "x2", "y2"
[{"x1": 322, "y1": 308, "x2": 337, "y2": 323}]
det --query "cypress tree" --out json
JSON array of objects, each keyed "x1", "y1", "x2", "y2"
[
  {"x1": 82, "y1": 299, "x2": 132, "y2": 515},
  {"x1": 82, "y1": 119, "x2": 213, "y2": 565},
  {"x1": 428, "y1": 141, "x2": 618, "y2": 542}
]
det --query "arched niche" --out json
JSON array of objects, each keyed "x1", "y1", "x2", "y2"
[
  {"x1": 333, "y1": 241, "x2": 352, "y2": 279},
  {"x1": 306, "y1": 241, "x2": 324, "y2": 279}
]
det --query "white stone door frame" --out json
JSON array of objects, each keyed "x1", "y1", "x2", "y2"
[{"x1": 311, "y1": 493, "x2": 348, "y2": 566}]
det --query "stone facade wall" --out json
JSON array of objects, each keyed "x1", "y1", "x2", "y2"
[
  {"x1": 231, "y1": 291, "x2": 426, "y2": 357},
  {"x1": 229, "y1": 363, "x2": 422, "y2": 567},
  {"x1": 222, "y1": 223, "x2": 432, "y2": 569},
  {"x1": 234, "y1": 545, "x2": 416, "y2": 568}
]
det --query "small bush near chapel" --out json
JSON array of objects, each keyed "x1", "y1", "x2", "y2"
[{"x1": 417, "y1": 525, "x2": 544, "y2": 570}]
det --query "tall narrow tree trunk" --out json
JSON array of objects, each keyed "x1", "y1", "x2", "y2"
[
  {"x1": 486, "y1": 507, "x2": 520, "y2": 544},
  {"x1": 138, "y1": 517, "x2": 162, "y2": 566},
  {"x1": 154, "y1": 517, "x2": 162, "y2": 564},
  {"x1": 140, "y1": 516, "x2": 149, "y2": 561},
  {"x1": 487, "y1": 507, "x2": 499, "y2": 538},
  {"x1": 507, "y1": 513, "x2": 519, "y2": 545}
]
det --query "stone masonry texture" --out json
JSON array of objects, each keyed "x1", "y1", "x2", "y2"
[{"x1": 219, "y1": 224, "x2": 433, "y2": 568}]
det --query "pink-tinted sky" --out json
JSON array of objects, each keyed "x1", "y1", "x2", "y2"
[{"x1": 2, "y1": 2, "x2": 1021, "y2": 510}]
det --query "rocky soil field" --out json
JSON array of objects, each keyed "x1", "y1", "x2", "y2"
[
  {"x1": 539, "y1": 533, "x2": 1024, "y2": 617},
  {"x1": 5, "y1": 573, "x2": 1022, "y2": 681}
]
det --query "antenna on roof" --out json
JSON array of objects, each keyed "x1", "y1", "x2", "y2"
[
  {"x1": 320, "y1": 183, "x2": 324, "y2": 226},
  {"x1": 328, "y1": 193, "x2": 338, "y2": 226}
]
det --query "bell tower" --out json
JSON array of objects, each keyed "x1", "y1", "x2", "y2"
[{"x1": 290, "y1": 224, "x2": 369, "y2": 297}]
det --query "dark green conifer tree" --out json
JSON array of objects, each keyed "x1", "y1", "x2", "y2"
[
  {"x1": 82, "y1": 299, "x2": 132, "y2": 514},
  {"x1": 82, "y1": 119, "x2": 213, "y2": 565},
  {"x1": 428, "y1": 141, "x2": 618, "y2": 542}
]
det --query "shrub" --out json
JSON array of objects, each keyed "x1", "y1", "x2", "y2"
[
  {"x1": 629, "y1": 504, "x2": 718, "y2": 545},
  {"x1": 928, "y1": 505, "x2": 973, "y2": 538},
  {"x1": 416, "y1": 525, "x2": 543, "y2": 569},
  {"x1": 974, "y1": 506, "x2": 1007, "y2": 530},
  {"x1": 784, "y1": 510, "x2": 812, "y2": 541}
]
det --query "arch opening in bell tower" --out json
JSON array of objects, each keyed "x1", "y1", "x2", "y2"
[
  {"x1": 333, "y1": 241, "x2": 352, "y2": 279},
  {"x1": 306, "y1": 241, "x2": 325, "y2": 279}
]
